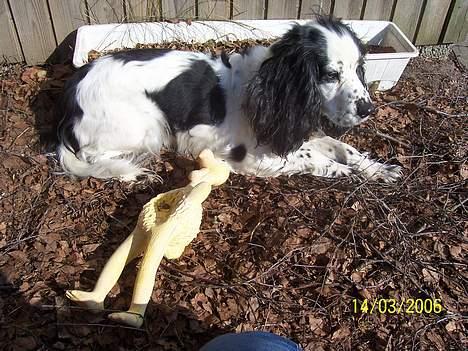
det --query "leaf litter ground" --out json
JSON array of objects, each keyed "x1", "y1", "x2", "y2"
[{"x1": 0, "y1": 46, "x2": 467, "y2": 350}]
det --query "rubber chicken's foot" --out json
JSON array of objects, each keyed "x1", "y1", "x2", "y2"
[
  {"x1": 108, "y1": 311, "x2": 144, "y2": 328},
  {"x1": 65, "y1": 290, "x2": 104, "y2": 312}
]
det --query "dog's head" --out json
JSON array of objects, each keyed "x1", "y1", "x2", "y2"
[
  {"x1": 314, "y1": 17, "x2": 373, "y2": 127},
  {"x1": 244, "y1": 17, "x2": 372, "y2": 156}
]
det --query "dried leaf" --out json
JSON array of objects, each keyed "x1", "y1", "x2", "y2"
[
  {"x1": 422, "y1": 267, "x2": 440, "y2": 284},
  {"x1": 332, "y1": 325, "x2": 351, "y2": 340}
]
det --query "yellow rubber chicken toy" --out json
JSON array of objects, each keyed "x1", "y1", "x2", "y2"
[{"x1": 65, "y1": 149, "x2": 231, "y2": 327}]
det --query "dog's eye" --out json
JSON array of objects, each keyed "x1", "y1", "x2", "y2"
[{"x1": 323, "y1": 71, "x2": 340, "y2": 82}]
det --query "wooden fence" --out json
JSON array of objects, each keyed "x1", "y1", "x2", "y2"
[{"x1": 1, "y1": 0, "x2": 467, "y2": 64}]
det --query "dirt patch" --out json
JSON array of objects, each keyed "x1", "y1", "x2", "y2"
[
  {"x1": 0, "y1": 54, "x2": 466, "y2": 350},
  {"x1": 87, "y1": 38, "x2": 273, "y2": 62},
  {"x1": 367, "y1": 45, "x2": 397, "y2": 54},
  {"x1": 87, "y1": 40, "x2": 400, "y2": 61}
]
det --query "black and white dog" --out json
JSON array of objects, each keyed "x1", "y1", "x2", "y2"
[{"x1": 57, "y1": 17, "x2": 402, "y2": 181}]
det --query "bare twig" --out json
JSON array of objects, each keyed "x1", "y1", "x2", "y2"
[
  {"x1": 383, "y1": 100, "x2": 468, "y2": 118},
  {"x1": 356, "y1": 127, "x2": 411, "y2": 148},
  {"x1": 56, "y1": 322, "x2": 147, "y2": 332}
]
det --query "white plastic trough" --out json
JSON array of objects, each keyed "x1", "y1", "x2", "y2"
[{"x1": 73, "y1": 20, "x2": 418, "y2": 91}]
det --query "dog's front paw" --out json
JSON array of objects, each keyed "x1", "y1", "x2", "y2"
[{"x1": 363, "y1": 162, "x2": 403, "y2": 183}]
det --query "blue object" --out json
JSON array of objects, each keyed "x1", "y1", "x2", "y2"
[{"x1": 200, "y1": 331, "x2": 302, "y2": 351}]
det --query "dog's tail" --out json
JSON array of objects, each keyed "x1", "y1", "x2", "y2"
[{"x1": 57, "y1": 144, "x2": 144, "y2": 180}]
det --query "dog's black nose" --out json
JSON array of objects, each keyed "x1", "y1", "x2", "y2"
[{"x1": 356, "y1": 99, "x2": 375, "y2": 118}]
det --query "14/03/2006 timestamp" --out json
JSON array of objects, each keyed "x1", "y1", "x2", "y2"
[{"x1": 352, "y1": 298, "x2": 443, "y2": 314}]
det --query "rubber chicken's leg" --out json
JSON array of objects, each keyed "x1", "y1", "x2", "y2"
[
  {"x1": 108, "y1": 223, "x2": 175, "y2": 327},
  {"x1": 66, "y1": 150, "x2": 229, "y2": 326},
  {"x1": 65, "y1": 226, "x2": 150, "y2": 311},
  {"x1": 108, "y1": 182, "x2": 212, "y2": 327}
]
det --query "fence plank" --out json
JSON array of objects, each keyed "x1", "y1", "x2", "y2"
[
  {"x1": 4, "y1": 0, "x2": 468, "y2": 65},
  {"x1": 48, "y1": 0, "x2": 88, "y2": 43},
  {"x1": 362, "y1": 0, "x2": 394, "y2": 20},
  {"x1": 127, "y1": 0, "x2": 146, "y2": 20},
  {"x1": 444, "y1": 0, "x2": 468, "y2": 43},
  {"x1": 267, "y1": 0, "x2": 299, "y2": 19},
  {"x1": 161, "y1": 0, "x2": 196, "y2": 18},
  {"x1": 300, "y1": 0, "x2": 332, "y2": 18},
  {"x1": 0, "y1": 0, "x2": 23, "y2": 62},
  {"x1": 9, "y1": 0, "x2": 56, "y2": 64},
  {"x1": 87, "y1": 0, "x2": 125, "y2": 23},
  {"x1": 416, "y1": 0, "x2": 451, "y2": 45},
  {"x1": 126, "y1": 0, "x2": 163, "y2": 21},
  {"x1": 392, "y1": 0, "x2": 424, "y2": 42},
  {"x1": 232, "y1": 0, "x2": 265, "y2": 19},
  {"x1": 333, "y1": 0, "x2": 364, "y2": 19},
  {"x1": 198, "y1": 0, "x2": 230, "y2": 19}
]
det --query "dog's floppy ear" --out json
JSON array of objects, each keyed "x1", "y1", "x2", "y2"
[{"x1": 244, "y1": 24, "x2": 323, "y2": 157}]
